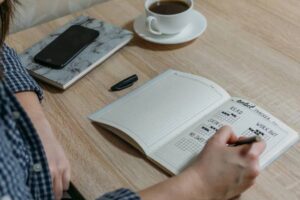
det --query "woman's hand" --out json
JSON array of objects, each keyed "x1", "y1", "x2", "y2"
[
  {"x1": 185, "y1": 126, "x2": 266, "y2": 199},
  {"x1": 41, "y1": 132, "x2": 71, "y2": 200},
  {"x1": 140, "y1": 126, "x2": 266, "y2": 200}
]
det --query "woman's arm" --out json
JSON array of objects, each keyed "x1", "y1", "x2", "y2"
[
  {"x1": 15, "y1": 92, "x2": 70, "y2": 200},
  {"x1": 0, "y1": 44, "x2": 265, "y2": 200},
  {"x1": 96, "y1": 126, "x2": 265, "y2": 200},
  {"x1": 138, "y1": 126, "x2": 265, "y2": 200},
  {"x1": 1, "y1": 44, "x2": 70, "y2": 200}
]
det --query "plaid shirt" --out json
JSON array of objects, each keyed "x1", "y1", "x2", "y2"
[{"x1": 0, "y1": 44, "x2": 140, "y2": 200}]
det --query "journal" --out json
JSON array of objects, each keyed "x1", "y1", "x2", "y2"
[{"x1": 89, "y1": 69, "x2": 299, "y2": 174}]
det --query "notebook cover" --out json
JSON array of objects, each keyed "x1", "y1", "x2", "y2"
[{"x1": 19, "y1": 16, "x2": 133, "y2": 89}]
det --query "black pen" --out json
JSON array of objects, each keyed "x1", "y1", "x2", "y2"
[
  {"x1": 110, "y1": 74, "x2": 138, "y2": 91},
  {"x1": 230, "y1": 136, "x2": 262, "y2": 147}
]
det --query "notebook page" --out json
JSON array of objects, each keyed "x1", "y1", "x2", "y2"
[
  {"x1": 151, "y1": 98, "x2": 299, "y2": 174},
  {"x1": 89, "y1": 70, "x2": 230, "y2": 154}
]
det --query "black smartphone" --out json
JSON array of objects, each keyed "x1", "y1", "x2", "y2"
[{"x1": 34, "y1": 25, "x2": 99, "y2": 69}]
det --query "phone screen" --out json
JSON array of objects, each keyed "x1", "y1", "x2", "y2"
[{"x1": 34, "y1": 25, "x2": 99, "y2": 69}]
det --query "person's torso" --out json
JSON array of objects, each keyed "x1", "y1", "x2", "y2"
[{"x1": 0, "y1": 81, "x2": 54, "y2": 200}]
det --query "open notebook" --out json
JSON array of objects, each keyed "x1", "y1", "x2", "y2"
[{"x1": 89, "y1": 69, "x2": 299, "y2": 174}]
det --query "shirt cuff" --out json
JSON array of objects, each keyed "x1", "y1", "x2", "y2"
[
  {"x1": 1, "y1": 43, "x2": 43, "y2": 101},
  {"x1": 4, "y1": 70, "x2": 44, "y2": 101},
  {"x1": 97, "y1": 188, "x2": 140, "y2": 200}
]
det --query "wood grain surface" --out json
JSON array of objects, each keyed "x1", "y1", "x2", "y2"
[{"x1": 6, "y1": 0, "x2": 300, "y2": 199}]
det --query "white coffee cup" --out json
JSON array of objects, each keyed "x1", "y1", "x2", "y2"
[{"x1": 145, "y1": 0, "x2": 193, "y2": 35}]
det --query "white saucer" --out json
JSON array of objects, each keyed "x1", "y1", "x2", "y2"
[{"x1": 133, "y1": 10, "x2": 207, "y2": 45}]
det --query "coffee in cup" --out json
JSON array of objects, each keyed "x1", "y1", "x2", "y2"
[
  {"x1": 145, "y1": 0, "x2": 193, "y2": 35},
  {"x1": 149, "y1": 1, "x2": 190, "y2": 15}
]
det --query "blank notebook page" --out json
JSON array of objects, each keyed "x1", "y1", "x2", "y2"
[{"x1": 92, "y1": 70, "x2": 229, "y2": 148}]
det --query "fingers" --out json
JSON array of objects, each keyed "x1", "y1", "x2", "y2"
[
  {"x1": 210, "y1": 126, "x2": 238, "y2": 145},
  {"x1": 62, "y1": 167, "x2": 71, "y2": 191},
  {"x1": 235, "y1": 141, "x2": 265, "y2": 181},
  {"x1": 237, "y1": 140, "x2": 266, "y2": 157},
  {"x1": 237, "y1": 136, "x2": 247, "y2": 140},
  {"x1": 53, "y1": 174, "x2": 63, "y2": 200},
  {"x1": 228, "y1": 195, "x2": 241, "y2": 200},
  {"x1": 51, "y1": 164, "x2": 71, "y2": 200},
  {"x1": 238, "y1": 144, "x2": 252, "y2": 156},
  {"x1": 248, "y1": 141, "x2": 266, "y2": 157}
]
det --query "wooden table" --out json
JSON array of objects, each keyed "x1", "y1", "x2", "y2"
[{"x1": 7, "y1": 0, "x2": 300, "y2": 199}]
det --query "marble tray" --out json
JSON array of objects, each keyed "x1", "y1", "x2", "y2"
[{"x1": 20, "y1": 16, "x2": 133, "y2": 89}]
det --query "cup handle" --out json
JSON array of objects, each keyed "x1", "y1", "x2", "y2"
[{"x1": 146, "y1": 16, "x2": 162, "y2": 35}]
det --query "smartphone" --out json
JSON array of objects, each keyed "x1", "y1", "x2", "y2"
[{"x1": 34, "y1": 25, "x2": 99, "y2": 69}]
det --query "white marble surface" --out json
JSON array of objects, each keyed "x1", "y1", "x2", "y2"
[
  {"x1": 20, "y1": 16, "x2": 133, "y2": 89},
  {"x1": 11, "y1": 0, "x2": 108, "y2": 32}
]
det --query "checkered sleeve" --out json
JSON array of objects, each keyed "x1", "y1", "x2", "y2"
[
  {"x1": 0, "y1": 43, "x2": 43, "y2": 101},
  {"x1": 97, "y1": 188, "x2": 141, "y2": 200},
  {"x1": 0, "y1": 125, "x2": 34, "y2": 200}
]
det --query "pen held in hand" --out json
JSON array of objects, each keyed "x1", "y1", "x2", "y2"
[{"x1": 230, "y1": 136, "x2": 262, "y2": 147}]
